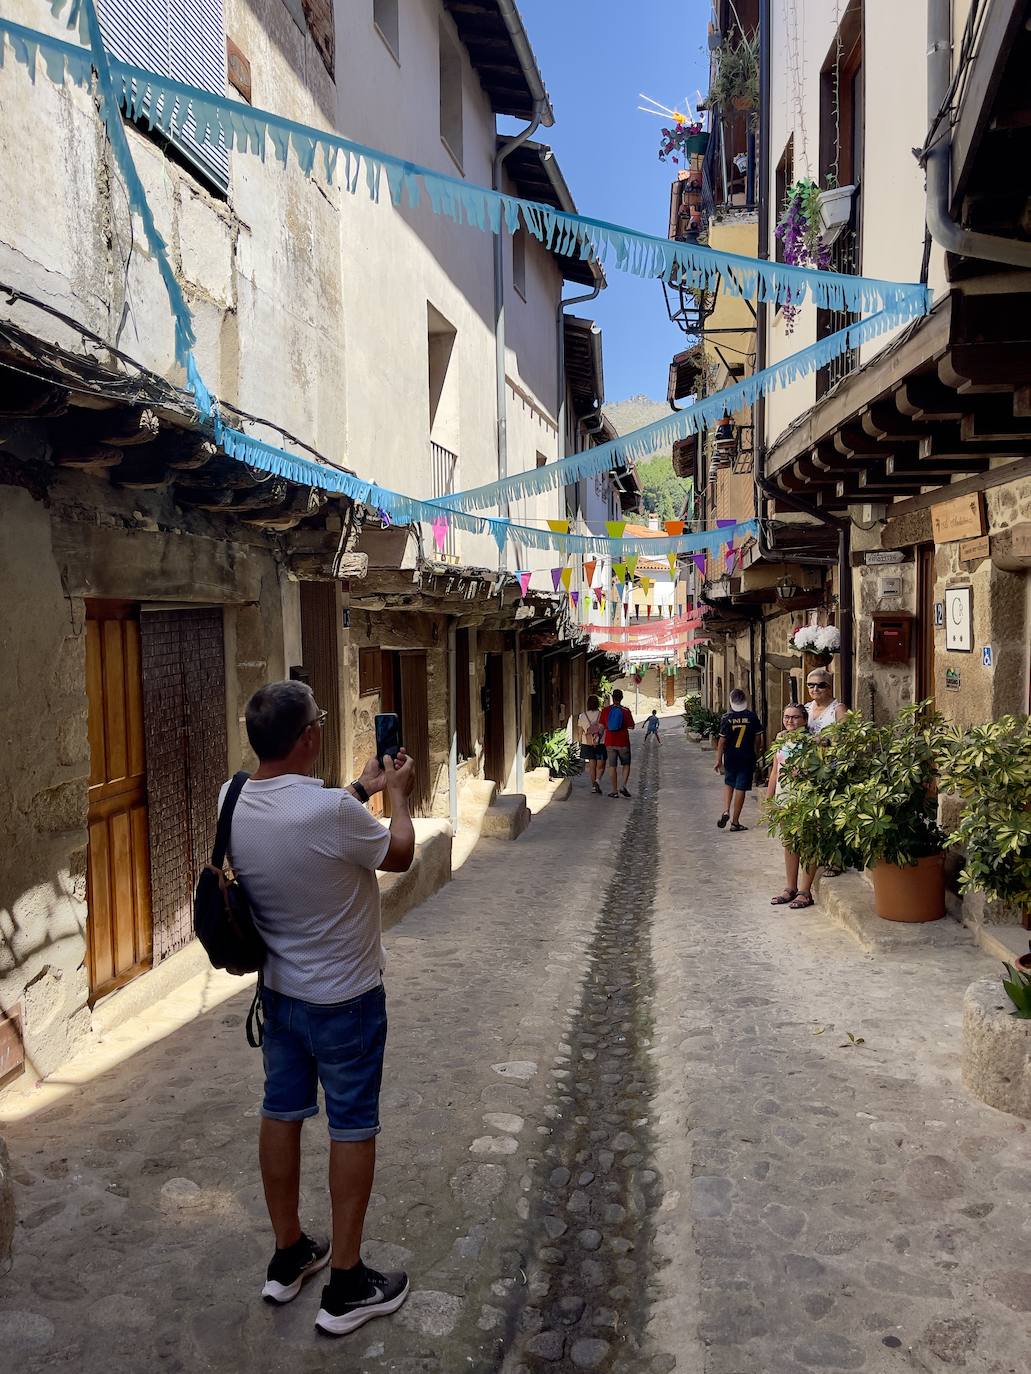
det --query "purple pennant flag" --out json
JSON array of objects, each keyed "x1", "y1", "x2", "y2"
[
  {"x1": 716, "y1": 518, "x2": 736, "y2": 528},
  {"x1": 551, "y1": 567, "x2": 563, "y2": 592},
  {"x1": 693, "y1": 553, "x2": 706, "y2": 575},
  {"x1": 570, "y1": 590, "x2": 580, "y2": 608}
]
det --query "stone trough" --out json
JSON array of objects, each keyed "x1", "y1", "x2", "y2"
[{"x1": 962, "y1": 978, "x2": 1031, "y2": 1120}]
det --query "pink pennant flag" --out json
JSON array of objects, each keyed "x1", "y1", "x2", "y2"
[
  {"x1": 551, "y1": 567, "x2": 563, "y2": 592},
  {"x1": 432, "y1": 516, "x2": 449, "y2": 553},
  {"x1": 517, "y1": 570, "x2": 532, "y2": 598}
]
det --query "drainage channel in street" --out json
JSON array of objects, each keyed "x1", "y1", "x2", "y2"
[{"x1": 500, "y1": 744, "x2": 669, "y2": 1373}]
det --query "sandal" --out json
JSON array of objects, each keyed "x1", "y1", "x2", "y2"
[
  {"x1": 771, "y1": 889, "x2": 798, "y2": 905},
  {"x1": 729, "y1": 823, "x2": 748, "y2": 832},
  {"x1": 789, "y1": 892, "x2": 815, "y2": 909}
]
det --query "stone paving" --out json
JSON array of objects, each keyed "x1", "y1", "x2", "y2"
[{"x1": 1, "y1": 727, "x2": 1030, "y2": 1373}]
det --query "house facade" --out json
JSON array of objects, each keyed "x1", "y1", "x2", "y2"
[{"x1": 0, "y1": 0, "x2": 618, "y2": 1097}]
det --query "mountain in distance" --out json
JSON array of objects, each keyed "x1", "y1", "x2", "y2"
[{"x1": 603, "y1": 394, "x2": 692, "y2": 522}]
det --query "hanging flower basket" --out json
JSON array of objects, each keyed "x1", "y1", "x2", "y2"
[
  {"x1": 774, "y1": 179, "x2": 831, "y2": 334},
  {"x1": 658, "y1": 121, "x2": 704, "y2": 165},
  {"x1": 791, "y1": 624, "x2": 840, "y2": 657},
  {"x1": 818, "y1": 185, "x2": 855, "y2": 246}
]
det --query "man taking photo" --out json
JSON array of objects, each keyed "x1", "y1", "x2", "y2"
[{"x1": 219, "y1": 681, "x2": 415, "y2": 1338}]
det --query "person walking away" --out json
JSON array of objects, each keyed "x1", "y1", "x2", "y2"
[
  {"x1": 644, "y1": 709, "x2": 661, "y2": 744},
  {"x1": 601, "y1": 687, "x2": 635, "y2": 798},
  {"x1": 714, "y1": 688, "x2": 764, "y2": 831},
  {"x1": 766, "y1": 704, "x2": 817, "y2": 908},
  {"x1": 220, "y1": 681, "x2": 416, "y2": 1338},
  {"x1": 805, "y1": 669, "x2": 847, "y2": 732},
  {"x1": 577, "y1": 694, "x2": 607, "y2": 794}
]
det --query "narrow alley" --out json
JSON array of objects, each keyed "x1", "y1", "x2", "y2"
[{"x1": 2, "y1": 728, "x2": 1027, "y2": 1374}]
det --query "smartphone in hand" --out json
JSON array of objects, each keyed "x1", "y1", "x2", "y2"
[{"x1": 375, "y1": 712, "x2": 401, "y2": 765}]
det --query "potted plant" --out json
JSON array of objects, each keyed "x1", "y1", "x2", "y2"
[
  {"x1": 939, "y1": 714, "x2": 1031, "y2": 931},
  {"x1": 790, "y1": 623, "x2": 840, "y2": 665},
  {"x1": 765, "y1": 706, "x2": 949, "y2": 921},
  {"x1": 818, "y1": 182, "x2": 856, "y2": 246},
  {"x1": 527, "y1": 729, "x2": 583, "y2": 779},
  {"x1": 703, "y1": 31, "x2": 759, "y2": 115}
]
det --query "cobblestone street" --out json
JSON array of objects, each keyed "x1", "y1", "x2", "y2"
[{"x1": 2, "y1": 730, "x2": 1030, "y2": 1373}]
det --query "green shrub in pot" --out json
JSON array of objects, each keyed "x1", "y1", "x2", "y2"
[
  {"x1": 527, "y1": 729, "x2": 583, "y2": 779},
  {"x1": 765, "y1": 705, "x2": 948, "y2": 874},
  {"x1": 939, "y1": 714, "x2": 1031, "y2": 923}
]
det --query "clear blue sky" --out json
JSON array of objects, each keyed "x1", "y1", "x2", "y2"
[{"x1": 502, "y1": 0, "x2": 711, "y2": 405}]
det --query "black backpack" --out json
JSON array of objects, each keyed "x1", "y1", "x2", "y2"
[{"x1": 194, "y1": 771, "x2": 267, "y2": 1045}]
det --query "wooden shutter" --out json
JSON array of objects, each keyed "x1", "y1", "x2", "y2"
[
  {"x1": 455, "y1": 628, "x2": 473, "y2": 759},
  {"x1": 96, "y1": 0, "x2": 230, "y2": 193},
  {"x1": 299, "y1": 582, "x2": 343, "y2": 787},
  {"x1": 399, "y1": 651, "x2": 432, "y2": 814}
]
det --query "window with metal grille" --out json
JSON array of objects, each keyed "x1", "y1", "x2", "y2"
[
  {"x1": 96, "y1": 0, "x2": 230, "y2": 194},
  {"x1": 512, "y1": 227, "x2": 527, "y2": 299}
]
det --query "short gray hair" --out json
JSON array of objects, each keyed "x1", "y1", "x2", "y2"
[
  {"x1": 729, "y1": 688, "x2": 748, "y2": 708},
  {"x1": 245, "y1": 680, "x2": 315, "y2": 761}
]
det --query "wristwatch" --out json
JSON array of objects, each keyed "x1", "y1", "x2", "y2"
[{"x1": 349, "y1": 779, "x2": 370, "y2": 804}]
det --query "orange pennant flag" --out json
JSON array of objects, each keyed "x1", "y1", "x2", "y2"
[
  {"x1": 664, "y1": 520, "x2": 686, "y2": 537},
  {"x1": 584, "y1": 559, "x2": 597, "y2": 586}
]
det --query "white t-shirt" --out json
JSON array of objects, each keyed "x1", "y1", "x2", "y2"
[{"x1": 217, "y1": 774, "x2": 391, "y2": 1005}]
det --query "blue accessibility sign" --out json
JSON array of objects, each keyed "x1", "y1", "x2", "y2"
[{"x1": 982, "y1": 646, "x2": 993, "y2": 667}]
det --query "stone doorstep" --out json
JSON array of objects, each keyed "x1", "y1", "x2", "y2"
[
  {"x1": 962, "y1": 977, "x2": 1031, "y2": 1120},
  {"x1": 812, "y1": 869, "x2": 974, "y2": 955},
  {"x1": 479, "y1": 793, "x2": 531, "y2": 840}
]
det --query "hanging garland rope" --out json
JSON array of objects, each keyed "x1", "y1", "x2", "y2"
[{"x1": 1, "y1": 4, "x2": 932, "y2": 555}]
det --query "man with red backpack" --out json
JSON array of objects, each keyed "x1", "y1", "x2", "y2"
[{"x1": 601, "y1": 688, "x2": 636, "y2": 798}]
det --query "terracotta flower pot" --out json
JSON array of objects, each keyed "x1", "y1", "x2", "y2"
[{"x1": 869, "y1": 854, "x2": 945, "y2": 923}]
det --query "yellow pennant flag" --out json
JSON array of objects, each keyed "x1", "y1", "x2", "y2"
[
  {"x1": 625, "y1": 555, "x2": 639, "y2": 579},
  {"x1": 667, "y1": 553, "x2": 678, "y2": 574},
  {"x1": 606, "y1": 520, "x2": 626, "y2": 540},
  {"x1": 613, "y1": 562, "x2": 627, "y2": 582},
  {"x1": 547, "y1": 518, "x2": 570, "y2": 535},
  {"x1": 560, "y1": 566, "x2": 572, "y2": 590}
]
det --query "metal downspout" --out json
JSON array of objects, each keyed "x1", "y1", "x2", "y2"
[
  {"x1": 556, "y1": 281, "x2": 603, "y2": 472},
  {"x1": 493, "y1": 102, "x2": 546, "y2": 571},
  {"x1": 925, "y1": 0, "x2": 1031, "y2": 269}
]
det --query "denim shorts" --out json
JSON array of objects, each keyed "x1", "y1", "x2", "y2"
[
  {"x1": 724, "y1": 764, "x2": 754, "y2": 792},
  {"x1": 260, "y1": 982, "x2": 387, "y2": 1141},
  {"x1": 606, "y1": 745, "x2": 631, "y2": 766},
  {"x1": 580, "y1": 743, "x2": 606, "y2": 761}
]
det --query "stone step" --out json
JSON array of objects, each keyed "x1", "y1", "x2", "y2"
[
  {"x1": 815, "y1": 870, "x2": 973, "y2": 955},
  {"x1": 480, "y1": 794, "x2": 531, "y2": 840}
]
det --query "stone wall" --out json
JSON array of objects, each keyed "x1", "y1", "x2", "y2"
[{"x1": 0, "y1": 454, "x2": 288, "y2": 1093}]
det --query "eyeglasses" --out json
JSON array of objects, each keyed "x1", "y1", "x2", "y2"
[{"x1": 295, "y1": 707, "x2": 328, "y2": 740}]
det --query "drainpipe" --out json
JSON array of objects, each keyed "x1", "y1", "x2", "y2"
[
  {"x1": 448, "y1": 619, "x2": 459, "y2": 836},
  {"x1": 514, "y1": 625, "x2": 524, "y2": 792},
  {"x1": 556, "y1": 282, "x2": 603, "y2": 466},
  {"x1": 494, "y1": 101, "x2": 547, "y2": 570},
  {"x1": 925, "y1": 0, "x2": 1031, "y2": 269}
]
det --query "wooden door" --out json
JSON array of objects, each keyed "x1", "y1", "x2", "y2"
[
  {"x1": 399, "y1": 651, "x2": 432, "y2": 813},
  {"x1": 483, "y1": 653, "x2": 506, "y2": 785},
  {"x1": 85, "y1": 602, "x2": 152, "y2": 1001},
  {"x1": 665, "y1": 672, "x2": 677, "y2": 707},
  {"x1": 299, "y1": 582, "x2": 343, "y2": 786},
  {"x1": 916, "y1": 544, "x2": 936, "y2": 710}
]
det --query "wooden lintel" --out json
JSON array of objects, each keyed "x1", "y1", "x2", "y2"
[
  {"x1": 895, "y1": 375, "x2": 965, "y2": 422},
  {"x1": 940, "y1": 344, "x2": 1031, "y2": 394}
]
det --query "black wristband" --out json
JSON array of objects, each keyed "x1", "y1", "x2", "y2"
[{"x1": 350, "y1": 779, "x2": 370, "y2": 804}]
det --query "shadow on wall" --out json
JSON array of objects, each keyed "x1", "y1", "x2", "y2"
[{"x1": 1, "y1": 872, "x2": 89, "y2": 1096}]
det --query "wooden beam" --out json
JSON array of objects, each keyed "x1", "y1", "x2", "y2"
[
  {"x1": 895, "y1": 376, "x2": 965, "y2": 422},
  {"x1": 918, "y1": 430, "x2": 1028, "y2": 462},
  {"x1": 960, "y1": 400, "x2": 1031, "y2": 443},
  {"x1": 940, "y1": 344, "x2": 1031, "y2": 394},
  {"x1": 949, "y1": 0, "x2": 1028, "y2": 213},
  {"x1": 886, "y1": 456, "x2": 1031, "y2": 517},
  {"x1": 885, "y1": 454, "x2": 989, "y2": 478}
]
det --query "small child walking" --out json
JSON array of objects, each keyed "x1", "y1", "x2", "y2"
[{"x1": 644, "y1": 710, "x2": 661, "y2": 744}]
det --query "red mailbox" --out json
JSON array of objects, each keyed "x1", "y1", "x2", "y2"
[{"x1": 872, "y1": 611, "x2": 914, "y2": 664}]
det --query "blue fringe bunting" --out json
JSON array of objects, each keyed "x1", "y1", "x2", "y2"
[{"x1": 4, "y1": 14, "x2": 932, "y2": 320}]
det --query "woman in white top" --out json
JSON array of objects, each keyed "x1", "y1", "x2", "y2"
[
  {"x1": 805, "y1": 669, "x2": 847, "y2": 733},
  {"x1": 577, "y1": 694, "x2": 606, "y2": 795}
]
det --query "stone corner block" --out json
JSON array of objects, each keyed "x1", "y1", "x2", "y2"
[{"x1": 962, "y1": 977, "x2": 1031, "y2": 1120}]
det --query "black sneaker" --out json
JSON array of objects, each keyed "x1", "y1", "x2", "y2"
[
  {"x1": 315, "y1": 1265, "x2": 410, "y2": 1337},
  {"x1": 620, "y1": 787, "x2": 631, "y2": 798},
  {"x1": 261, "y1": 1233, "x2": 330, "y2": 1303}
]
